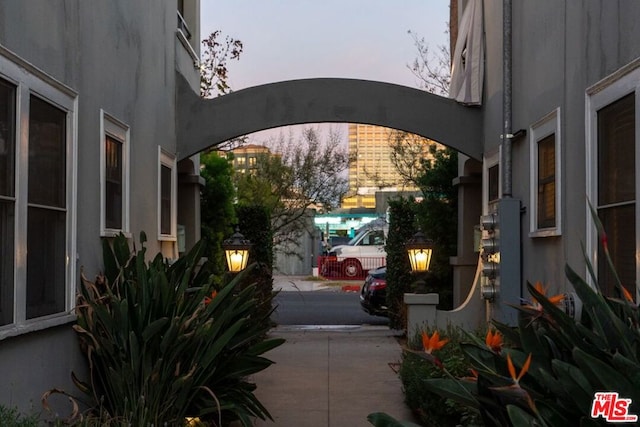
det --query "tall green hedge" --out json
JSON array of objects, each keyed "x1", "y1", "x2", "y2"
[
  {"x1": 386, "y1": 195, "x2": 454, "y2": 331},
  {"x1": 236, "y1": 204, "x2": 273, "y2": 268},
  {"x1": 386, "y1": 198, "x2": 417, "y2": 330},
  {"x1": 414, "y1": 146, "x2": 457, "y2": 309},
  {"x1": 200, "y1": 151, "x2": 237, "y2": 283},
  {"x1": 236, "y1": 205, "x2": 274, "y2": 322}
]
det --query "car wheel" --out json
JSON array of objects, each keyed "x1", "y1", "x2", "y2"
[{"x1": 342, "y1": 259, "x2": 362, "y2": 278}]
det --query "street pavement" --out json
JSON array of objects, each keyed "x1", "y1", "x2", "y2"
[
  {"x1": 249, "y1": 276, "x2": 419, "y2": 427},
  {"x1": 272, "y1": 275, "x2": 339, "y2": 292}
]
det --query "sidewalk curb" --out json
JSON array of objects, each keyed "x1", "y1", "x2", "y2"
[{"x1": 270, "y1": 325, "x2": 404, "y2": 336}]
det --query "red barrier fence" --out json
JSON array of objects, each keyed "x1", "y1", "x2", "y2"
[{"x1": 318, "y1": 256, "x2": 386, "y2": 280}]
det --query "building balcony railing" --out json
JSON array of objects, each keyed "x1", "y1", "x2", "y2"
[{"x1": 177, "y1": 10, "x2": 192, "y2": 40}]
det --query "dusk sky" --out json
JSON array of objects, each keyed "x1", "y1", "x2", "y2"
[{"x1": 200, "y1": 1, "x2": 450, "y2": 142}]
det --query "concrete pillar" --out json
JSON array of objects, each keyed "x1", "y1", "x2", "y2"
[
  {"x1": 178, "y1": 157, "x2": 204, "y2": 254},
  {"x1": 404, "y1": 293, "x2": 439, "y2": 339},
  {"x1": 451, "y1": 158, "x2": 482, "y2": 307}
]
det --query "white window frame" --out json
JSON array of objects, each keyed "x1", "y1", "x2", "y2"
[
  {"x1": 176, "y1": 0, "x2": 199, "y2": 67},
  {"x1": 158, "y1": 147, "x2": 177, "y2": 241},
  {"x1": 586, "y1": 57, "x2": 640, "y2": 294},
  {"x1": 100, "y1": 110, "x2": 130, "y2": 237},
  {"x1": 482, "y1": 149, "x2": 501, "y2": 215},
  {"x1": 0, "y1": 45, "x2": 78, "y2": 339},
  {"x1": 529, "y1": 108, "x2": 562, "y2": 237}
]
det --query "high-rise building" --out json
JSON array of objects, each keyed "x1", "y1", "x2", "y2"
[{"x1": 342, "y1": 124, "x2": 433, "y2": 209}]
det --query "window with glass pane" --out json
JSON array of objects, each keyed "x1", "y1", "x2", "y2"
[
  {"x1": 105, "y1": 135, "x2": 123, "y2": 229},
  {"x1": 0, "y1": 78, "x2": 16, "y2": 326},
  {"x1": 0, "y1": 79, "x2": 15, "y2": 199},
  {"x1": 488, "y1": 164, "x2": 499, "y2": 203},
  {"x1": 160, "y1": 164, "x2": 172, "y2": 235},
  {"x1": 597, "y1": 93, "x2": 635, "y2": 299},
  {"x1": 537, "y1": 134, "x2": 556, "y2": 229},
  {"x1": 26, "y1": 95, "x2": 66, "y2": 319}
]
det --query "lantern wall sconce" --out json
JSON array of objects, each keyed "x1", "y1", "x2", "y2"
[{"x1": 222, "y1": 228, "x2": 252, "y2": 273}]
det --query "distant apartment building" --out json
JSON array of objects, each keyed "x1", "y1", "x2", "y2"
[
  {"x1": 343, "y1": 123, "x2": 434, "y2": 209},
  {"x1": 227, "y1": 144, "x2": 271, "y2": 174}
]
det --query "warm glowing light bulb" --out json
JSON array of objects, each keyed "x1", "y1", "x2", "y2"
[{"x1": 230, "y1": 251, "x2": 243, "y2": 271}]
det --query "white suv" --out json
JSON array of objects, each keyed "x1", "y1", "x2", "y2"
[{"x1": 323, "y1": 226, "x2": 387, "y2": 278}]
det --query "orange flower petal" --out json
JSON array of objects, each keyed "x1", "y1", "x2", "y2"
[
  {"x1": 533, "y1": 281, "x2": 545, "y2": 296},
  {"x1": 621, "y1": 286, "x2": 635, "y2": 303},
  {"x1": 422, "y1": 330, "x2": 448, "y2": 354},
  {"x1": 485, "y1": 329, "x2": 503, "y2": 352},
  {"x1": 433, "y1": 338, "x2": 449, "y2": 351},
  {"x1": 485, "y1": 330, "x2": 493, "y2": 347},
  {"x1": 421, "y1": 331, "x2": 430, "y2": 351},
  {"x1": 548, "y1": 294, "x2": 565, "y2": 305},
  {"x1": 517, "y1": 353, "x2": 532, "y2": 382},
  {"x1": 507, "y1": 353, "x2": 517, "y2": 381},
  {"x1": 204, "y1": 290, "x2": 218, "y2": 306},
  {"x1": 430, "y1": 331, "x2": 440, "y2": 348}
]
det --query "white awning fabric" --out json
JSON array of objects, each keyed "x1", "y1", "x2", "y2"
[{"x1": 449, "y1": 0, "x2": 485, "y2": 105}]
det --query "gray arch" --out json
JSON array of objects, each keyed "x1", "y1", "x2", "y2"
[{"x1": 176, "y1": 75, "x2": 483, "y2": 161}]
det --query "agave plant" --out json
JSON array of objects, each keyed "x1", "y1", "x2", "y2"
[{"x1": 69, "y1": 233, "x2": 283, "y2": 426}]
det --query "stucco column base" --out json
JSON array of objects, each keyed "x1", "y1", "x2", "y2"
[
  {"x1": 404, "y1": 293, "x2": 439, "y2": 339},
  {"x1": 404, "y1": 258, "x2": 489, "y2": 338}
]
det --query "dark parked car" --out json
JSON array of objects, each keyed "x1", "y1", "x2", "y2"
[{"x1": 360, "y1": 266, "x2": 387, "y2": 316}]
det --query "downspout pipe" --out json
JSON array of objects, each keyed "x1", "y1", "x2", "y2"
[
  {"x1": 490, "y1": 0, "x2": 520, "y2": 326},
  {"x1": 501, "y1": 0, "x2": 513, "y2": 197}
]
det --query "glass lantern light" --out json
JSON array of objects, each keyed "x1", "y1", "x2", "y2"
[
  {"x1": 406, "y1": 230, "x2": 434, "y2": 273},
  {"x1": 222, "y1": 228, "x2": 252, "y2": 273}
]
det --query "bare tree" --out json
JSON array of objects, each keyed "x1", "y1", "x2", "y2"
[
  {"x1": 384, "y1": 27, "x2": 452, "y2": 187},
  {"x1": 406, "y1": 29, "x2": 451, "y2": 96},
  {"x1": 388, "y1": 130, "x2": 438, "y2": 188},
  {"x1": 199, "y1": 31, "x2": 247, "y2": 151},
  {"x1": 200, "y1": 30, "x2": 243, "y2": 98},
  {"x1": 235, "y1": 127, "x2": 350, "y2": 253}
]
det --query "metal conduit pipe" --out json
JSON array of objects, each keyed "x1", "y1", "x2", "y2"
[{"x1": 501, "y1": 0, "x2": 513, "y2": 198}]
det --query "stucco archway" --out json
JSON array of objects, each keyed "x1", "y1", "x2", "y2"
[
  {"x1": 176, "y1": 74, "x2": 483, "y2": 161},
  {"x1": 175, "y1": 73, "x2": 487, "y2": 324}
]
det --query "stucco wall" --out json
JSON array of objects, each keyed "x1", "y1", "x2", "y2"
[
  {"x1": 481, "y1": 1, "x2": 640, "y2": 294},
  {"x1": 0, "y1": 0, "x2": 182, "y2": 262},
  {"x1": 0, "y1": 325, "x2": 87, "y2": 416},
  {"x1": 0, "y1": 0, "x2": 198, "y2": 411}
]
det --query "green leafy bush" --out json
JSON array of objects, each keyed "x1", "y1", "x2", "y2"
[
  {"x1": 399, "y1": 326, "x2": 483, "y2": 427},
  {"x1": 414, "y1": 207, "x2": 640, "y2": 426},
  {"x1": 67, "y1": 233, "x2": 283, "y2": 426},
  {"x1": 371, "y1": 206, "x2": 640, "y2": 426},
  {"x1": 200, "y1": 150, "x2": 237, "y2": 283},
  {"x1": 385, "y1": 198, "x2": 418, "y2": 330},
  {"x1": 0, "y1": 405, "x2": 39, "y2": 427},
  {"x1": 236, "y1": 205, "x2": 274, "y2": 325},
  {"x1": 414, "y1": 145, "x2": 457, "y2": 310},
  {"x1": 385, "y1": 196, "x2": 454, "y2": 331}
]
